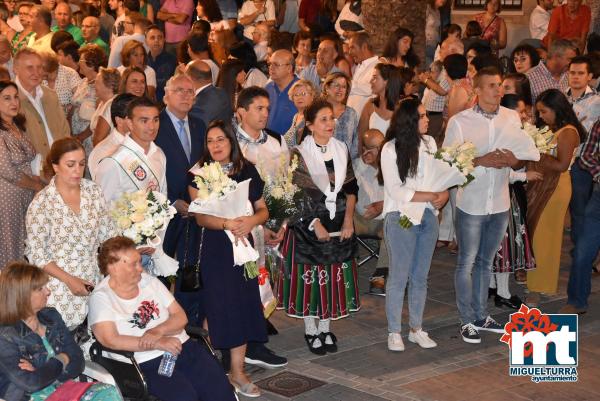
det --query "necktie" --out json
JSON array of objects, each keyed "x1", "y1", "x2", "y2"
[{"x1": 177, "y1": 119, "x2": 191, "y2": 161}]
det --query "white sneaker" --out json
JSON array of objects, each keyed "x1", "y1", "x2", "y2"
[
  {"x1": 408, "y1": 329, "x2": 438, "y2": 348},
  {"x1": 387, "y1": 333, "x2": 405, "y2": 351}
]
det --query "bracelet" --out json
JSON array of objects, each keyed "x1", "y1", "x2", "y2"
[
  {"x1": 308, "y1": 218, "x2": 320, "y2": 231},
  {"x1": 222, "y1": 219, "x2": 227, "y2": 230}
]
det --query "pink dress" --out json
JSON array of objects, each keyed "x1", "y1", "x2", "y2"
[{"x1": 475, "y1": 13, "x2": 502, "y2": 43}]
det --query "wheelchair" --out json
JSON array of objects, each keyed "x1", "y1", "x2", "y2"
[{"x1": 81, "y1": 325, "x2": 237, "y2": 401}]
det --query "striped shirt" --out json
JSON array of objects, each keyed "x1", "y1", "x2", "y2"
[{"x1": 525, "y1": 61, "x2": 568, "y2": 103}]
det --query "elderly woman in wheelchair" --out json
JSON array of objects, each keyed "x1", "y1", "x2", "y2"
[
  {"x1": 88, "y1": 236, "x2": 236, "y2": 401},
  {"x1": 0, "y1": 261, "x2": 122, "y2": 401}
]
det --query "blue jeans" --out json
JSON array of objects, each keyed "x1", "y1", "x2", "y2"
[
  {"x1": 385, "y1": 209, "x2": 439, "y2": 333},
  {"x1": 569, "y1": 161, "x2": 593, "y2": 246},
  {"x1": 567, "y1": 183, "x2": 600, "y2": 309},
  {"x1": 455, "y1": 209, "x2": 508, "y2": 324}
]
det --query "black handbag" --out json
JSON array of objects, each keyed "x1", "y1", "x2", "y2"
[{"x1": 180, "y1": 223, "x2": 205, "y2": 292}]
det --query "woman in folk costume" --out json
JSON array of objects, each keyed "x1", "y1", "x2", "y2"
[{"x1": 278, "y1": 99, "x2": 360, "y2": 355}]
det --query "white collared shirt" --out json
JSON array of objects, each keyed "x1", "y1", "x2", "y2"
[
  {"x1": 15, "y1": 77, "x2": 54, "y2": 147},
  {"x1": 237, "y1": 126, "x2": 288, "y2": 175},
  {"x1": 443, "y1": 106, "x2": 530, "y2": 216},
  {"x1": 94, "y1": 134, "x2": 167, "y2": 203},
  {"x1": 195, "y1": 83, "x2": 211, "y2": 96},
  {"x1": 381, "y1": 136, "x2": 438, "y2": 219},
  {"x1": 164, "y1": 108, "x2": 191, "y2": 152},
  {"x1": 353, "y1": 157, "x2": 384, "y2": 217},
  {"x1": 88, "y1": 128, "x2": 128, "y2": 180},
  {"x1": 530, "y1": 5, "x2": 552, "y2": 40},
  {"x1": 347, "y1": 55, "x2": 379, "y2": 117}
]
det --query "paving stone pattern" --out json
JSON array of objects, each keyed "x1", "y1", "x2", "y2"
[{"x1": 240, "y1": 234, "x2": 599, "y2": 400}]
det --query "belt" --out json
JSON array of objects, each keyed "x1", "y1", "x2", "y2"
[{"x1": 427, "y1": 111, "x2": 443, "y2": 115}]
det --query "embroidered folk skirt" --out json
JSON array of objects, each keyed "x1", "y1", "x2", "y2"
[
  {"x1": 493, "y1": 184, "x2": 536, "y2": 273},
  {"x1": 277, "y1": 228, "x2": 360, "y2": 320}
]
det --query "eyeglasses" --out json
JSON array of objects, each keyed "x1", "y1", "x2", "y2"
[
  {"x1": 268, "y1": 62, "x2": 290, "y2": 68},
  {"x1": 329, "y1": 82, "x2": 347, "y2": 91},
  {"x1": 292, "y1": 91, "x2": 311, "y2": 98},
  {"x1": 170, "y1": 87, "x2": 195, "y2": 96}
]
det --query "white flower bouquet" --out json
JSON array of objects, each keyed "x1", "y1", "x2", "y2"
[
  {"x1": 522, "y1": 122, "x2": 556, "y2": 154},
  {"x1": 260, "y1": 154, "x2": 301, "y2": 231},
  {"x1": 398, "y1": 143, "x2": 477, "y2": 229},
  {"x1": 188, "y1": 162, "x2": 259, "y2": 279},
  {"x1": 110, "y1": 190, "x2": 179, "y2": 276}
]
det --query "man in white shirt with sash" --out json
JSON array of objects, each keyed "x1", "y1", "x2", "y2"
[
  {"x1": 443, "y1": 67, "x2": 540, "y2": 344},
  {"x1": 95, "y1": 96, "x2": 166, "y2": 203}
]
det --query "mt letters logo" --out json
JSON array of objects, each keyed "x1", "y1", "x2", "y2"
[{"x1": 500, "y1": 304, "x2": 578, "y2": 383}]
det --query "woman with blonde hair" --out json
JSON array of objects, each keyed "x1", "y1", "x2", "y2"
[
  {"x1": 0, "y1": 262, "x2": 122, "y2": 401},
  {"x1": 283, "y1": 78, "x2": 316, "y2": 147},
  {"x1": 118, "y1": 40, "x2": 156, "y2": 99},
  {"x1": 25, "y1": 137, "x2": 117, "y2": 330}
]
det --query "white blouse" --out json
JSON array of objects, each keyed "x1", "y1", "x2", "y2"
[{"x1": 25, "y1": 178, "x2": 117, "y2": 328}]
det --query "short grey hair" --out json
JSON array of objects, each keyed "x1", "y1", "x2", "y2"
[
  {"x1": 165, "y1": 73, "x2": 194, "y2": 91},
  {"x1": 549, "y1": 39, "x2": 578, "y2": 57}
]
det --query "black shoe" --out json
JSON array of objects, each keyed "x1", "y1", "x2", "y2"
[
  {"x1": 488, "y1": 288, "x2": 497, "y2": 299},
  {"x1": 460, "y1": 323, "x2": 481, "y2": 344},
  {"x1": 494, "y1": 294, "x2": 522, "y2": 310},
  {"x1": 321, "y1": 332, "x2": 338, "y2": 353},
  {"x1": 266, "y1": 319, "x2": 279, "y2": 335},
  {"x1": 304, "y1": 334, "x2": 326, "y2": 355},
  {"x1": 369, "y1": 276, "x2": 386, "y2": 296},
  {"x1": 244, "y1": 343, "x2": 288, "y2": 369}
]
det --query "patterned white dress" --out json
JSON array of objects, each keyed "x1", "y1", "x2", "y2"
[{"x1": 25, "y1": 178, "x2": 117, "y2": 328}]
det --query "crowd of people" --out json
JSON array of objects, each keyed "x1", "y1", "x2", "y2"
[{"x1": 0, "y1": 0, "x2": 599, "y2": 400}]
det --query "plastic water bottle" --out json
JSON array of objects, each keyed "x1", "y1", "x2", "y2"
[{"x1": 157, "y1": 352, "x2": 177, "y2": 377}]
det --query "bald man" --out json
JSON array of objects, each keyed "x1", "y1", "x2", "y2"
[
  {"x1": 353, "y1": 129, "x2": 390, "y2": 295},
  {"x1": 81, "y1": 16, "x2": 109, "y2": 54},
  {"x1": 185, "y1": 60, "x2": 232, "y2": 126},
  {"x1": 51, "y1": 2, "x2": 84, "y2": 45},
  {"x1": 265, "y1": 49, "x2": 298, "y2": 135}
]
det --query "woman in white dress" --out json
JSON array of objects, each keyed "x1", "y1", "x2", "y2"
[
  {"x1": 25, "y1": 138, "x2": 117, "y2": 329},
  {"x1": 91, "y1": 67, "x2": 121, "y2": 146}
]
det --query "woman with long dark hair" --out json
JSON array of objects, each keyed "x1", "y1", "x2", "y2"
[
  {"x1": 525, "y1": 89, "x2": 585, "y2": 306},
  {"x1": 0, "y1": 80, "x2": 42, "y2": 269},
  {"x1": 381, "y1": 27, "x2": 420, "y2": 69},
  {"x1": 278, "y1": 99, "x2": 359, "y2": 355},
  {"x1": 217, "y1": 58, "x2": 246, "y2": 110},
  {"x1": 358, "y1": 63, "x2": 415, "y2": 149},
  {"x1": 379, "y1": 98, "x2": 448, "y2": 352},
  {"x1": 188, "y1": 120, "x2": 268, "y2": 398}
]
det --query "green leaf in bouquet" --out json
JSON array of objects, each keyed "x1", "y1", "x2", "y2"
[
  {"x1": 461, "y1": 174, "x2": 475, "y2": 187},
  {"x1": 398, "y1": 215, "x2": 413, "y2": 229},
  {"x1": 243, "y1": 260, "x2": 259, "y2": 280}
]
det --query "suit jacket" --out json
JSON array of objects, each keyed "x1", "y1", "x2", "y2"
[
  {"x1": 19, "y1": 86, "x2": 71, "y2": 157},
  {"x1": 190, "y1": 84, "x2": 233, "y2": 127},
  {"x1": 155, "y1": 109, "x2": 206, "y2": 258}
]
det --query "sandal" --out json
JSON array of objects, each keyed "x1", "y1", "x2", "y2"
[
  {"x1": 304, "y1": 334, "x2": 326, "y2": 355},
  {"x1": 230, "y1": 379, "x2": 261, "y2": 398},
  {"x1": 321, "y1": 332, "x2": 338, "y2": 353},
  {"x1": 436, "y1": 240, "x2": 449, "y2": 248}
]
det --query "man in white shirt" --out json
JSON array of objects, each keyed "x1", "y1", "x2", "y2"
[
  {"x1": 107, "y1": 12, "x2": 151, "y2": 68},
  {"x1": 352, "y1": 129, "x2": 389, "y2": 296},
  {"x1": 443, "y1": 67, "x2": 540, "y2": 344},
  {"x1": 187, "y1": 31, "x2": 220, "y2": 85},
  {"x1": 347, "y1": 31, "x2": 379, "y2": 117},
  {"x1": 88, "y1": 93, "x2": 136, "y2": 180},
  {"x1": 238, "y1": 0, "x2": 276, "y2": 40},
  {"x1": 28, "y1": 5, "x2": 54, "y2": 54},
  {"x1": 252, "y1": 22, "x2": 270, "y2": 62},
  {"x1": 530, "y1": 0, "x2": 554, "y2": 40},
  {"x1": 95, "y1": 96, "x2": 167, "y2": 204}
]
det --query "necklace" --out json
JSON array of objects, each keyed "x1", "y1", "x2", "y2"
[{"x1": 315, "y1": 142, "x2": 327, "y2": 154}]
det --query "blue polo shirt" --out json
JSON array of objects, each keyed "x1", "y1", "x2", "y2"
[
  {"x1": 148, "y1": 50, "x2": 177, "y2": 103},
  {"x1": 265, "y1": 76, "x2": 299, "y2": 136}
]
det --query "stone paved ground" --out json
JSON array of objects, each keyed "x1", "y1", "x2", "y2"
[{"x1": 240, "y1": 233, "x2": 600, "y2": 400}]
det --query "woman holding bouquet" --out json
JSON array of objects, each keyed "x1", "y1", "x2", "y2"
[
  {"x1": 188, "y1": 120, "x2": 268, "y2": 398},
  {"x1": 379, "y1": 98, "x2": 449, "y2": 351},
  {"x1": 278, "y1": 99, "x2": 360, "y2": 355},
  {"x1": 525, "y1": 89, "x2": 585, "y2": 306},
  {"x1": 25, "y1": 138, "x2": 117, "y2": 330}
]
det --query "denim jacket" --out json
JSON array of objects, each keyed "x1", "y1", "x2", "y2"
[{"x1": 0, "y1": 307, "x2": 85, "y2": 401}]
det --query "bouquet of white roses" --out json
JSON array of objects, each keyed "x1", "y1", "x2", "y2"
[
  {"x1": 260, "y1": 153, "x2": 301, "y2": 232},
  {"x1": 522, "y1": 122, "x2": 556, "y2": 154},
  {"x1": 397, "y1": 142, "x2": 477, "y2": 229},
  {"x1": 111, "y1": 190, "x2": 176, "y2": 246},
  {"x1": 432, "y1": 141, "x2": 477, "y2": 185},
  {"x1": 189, "y1": 162, "x2": 260, "y2": 279},
  {"x1": 111, "y1": 190, "x2": 179, "y2": 276}
]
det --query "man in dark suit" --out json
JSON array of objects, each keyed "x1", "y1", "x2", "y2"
[
  {"x1": 185, "y1": 59, "x2": 233, "y2": 126},
  {"x1": 155, "y1": 73, "x2": 206, "y2": 322}
]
